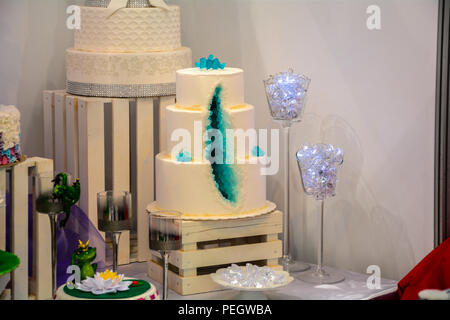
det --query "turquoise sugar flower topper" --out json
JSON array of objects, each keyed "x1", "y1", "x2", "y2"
[{"x1": 195, "y1": 54, "x2": 226, "y2": 70}]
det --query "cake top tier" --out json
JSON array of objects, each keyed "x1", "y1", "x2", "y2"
[
  {"x1": 176, "y1": 67, "x2": 245, "y2": 108},
  {"x1": 74, "y1": 5, "x2": 181, "y2": 53}
]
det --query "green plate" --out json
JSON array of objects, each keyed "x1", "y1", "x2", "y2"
[
  {"x1": 0, "y1": 250, "x2": 20, "y2": 276},
  {"x1": 63, "y1": 279, "x2": 151, "y2": 300}
]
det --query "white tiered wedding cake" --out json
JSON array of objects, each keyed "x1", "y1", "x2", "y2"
[
  {"x1": 66, "y1": 0, "x2": 192, "y2": 98},
  {"x1": 150, "y1": 56, "x2": 275, "y2": 218}
]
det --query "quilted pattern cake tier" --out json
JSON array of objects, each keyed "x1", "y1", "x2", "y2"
[{"x1": 75, "y1": 6, "x2": 181, "y2": 53}]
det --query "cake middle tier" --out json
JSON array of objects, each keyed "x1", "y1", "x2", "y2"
[
  {"x1": 165, "y1": 104, "x2": 256, "y2": 160},
  {"x1": 155, "y1": 154, "x2": 267, "y2": 216}
]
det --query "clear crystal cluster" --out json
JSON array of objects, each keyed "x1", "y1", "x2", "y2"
[
  {"x1": 296, "y1": 144, "x2": 344, "y2": 200},
  {"x1": 220, "y1": 264, "x2": 286, "y2": 288},
  {"x1": 264, "y1": 69, "x2": 310, "y2": 121}
]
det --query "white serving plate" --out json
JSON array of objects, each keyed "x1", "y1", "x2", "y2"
[{"x1": 211, "y1": 267, "x2": 294, "y2": 292}]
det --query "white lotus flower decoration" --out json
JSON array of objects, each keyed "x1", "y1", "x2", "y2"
[{"x1": 75, "y1": 270, "x2": 132, "y2": 295}]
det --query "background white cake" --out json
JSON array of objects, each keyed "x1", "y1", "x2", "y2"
[
  {"x1": 0, "y1": 105, "x2": 23, "y2": 166},
  {"x1": 153, "y1": 66, "x2": 272, "y2": 217},
  {"x1": 66, "y1": 0, "x2": 192, "y2": 97}
]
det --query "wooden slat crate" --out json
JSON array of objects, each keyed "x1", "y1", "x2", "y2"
[
  {"x1": 43, "y1": 91, "x2": 175, "y2": 265},
  {"x1": 0, "y1": 157, "x2": 54, "y2": 300},
  {"x1": 148, "y1": 210, "x2": 283, "y2": 295}
]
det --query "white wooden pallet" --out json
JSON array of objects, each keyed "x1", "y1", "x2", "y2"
[
  {"x1": 148, "y1": 210, "x2": 283, "y2": 295},
  {"x1": 0, "y1": 157, "x2": 54, "y2": 300},
  {"x1": 43, "y1": 91, "x2": 174, "y2": 265}
]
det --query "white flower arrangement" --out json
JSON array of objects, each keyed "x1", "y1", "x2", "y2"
[{"x1": 75, "y1": 270, "x2": 132, "y2": 295}]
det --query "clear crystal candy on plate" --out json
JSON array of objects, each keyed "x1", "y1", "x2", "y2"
[{"x1": 219, "y1": 263, "x2": 287, "y2": 288}]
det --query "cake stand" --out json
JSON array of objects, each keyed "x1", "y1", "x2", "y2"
[
  {"x1": 147, "y1": 201, "x2": 277, "y2": 221},
  {"x1": 210, "y1": 267, "x2": 293, "y2": 300}
]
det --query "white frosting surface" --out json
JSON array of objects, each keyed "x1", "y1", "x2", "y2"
[
  {"x1": 176, "y1": 68, "x2": 245, "y2": 107},
  {"x1": 75, "y1": 6, "x2": 181, "y2": 52},
  {"x1": 66, "y1": 47, "x2": 192, "y2": 85},
  {"x1": 0, "y1": 105, "x2": 21, "y2": 150}
]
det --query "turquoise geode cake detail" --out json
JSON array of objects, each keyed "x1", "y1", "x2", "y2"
[
  {"x1": 195, "y1": 54, "x2": 226, "y2": 70},
  {"x1": 206, "y1": 85, "x2": 238, "y2": 203}
]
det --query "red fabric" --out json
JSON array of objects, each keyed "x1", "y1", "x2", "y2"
[{"x1": 397, "y1": 238, "x2": 450, "y2": 300}]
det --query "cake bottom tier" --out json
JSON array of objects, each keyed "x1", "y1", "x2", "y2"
[
  {"x1": 155, "y1": 154, "x2": 267, "y2": 217},
  {"x1": 65, "y1": 47, "x2": 192, "y2": 97}
]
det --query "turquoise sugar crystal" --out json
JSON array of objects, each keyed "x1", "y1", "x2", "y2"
[
  {"x1": 176, "y1": 151, "x2": 192, "y2": 163},
  {"x1": 195, "y1": 54, "x2": 226, "y2": 70},
  {"x1": 205, "y1": 85, "x2": 238, "y2": 203},
  {"x1": 252, "y1": 146, "x2": 266, "y2": 157}
]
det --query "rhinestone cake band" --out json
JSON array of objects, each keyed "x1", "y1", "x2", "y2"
[
  {"x1": 85, "y1": 0, "x2": 151, "y2": 8},
  {"x1": 67, "y1": 81, "x2": 176, "y2": 98}
]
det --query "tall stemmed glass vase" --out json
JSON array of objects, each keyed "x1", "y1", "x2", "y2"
[
  {"x1": 97, "y1": 191, "x2": 132, "y2": 273},
  {"x1": 35, "y1": 172, "x2": 73, "y2": 297},
  {"x1": 264, "y1": 69, "x2": 310, "y2": 272},
  {"x1": 296, "y1": 144, "x2": 345, "y2": 284},
  {"x1": 149, "y1": 211, "x2": 182, "y2": 300}
]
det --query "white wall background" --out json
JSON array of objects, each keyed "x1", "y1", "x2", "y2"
[{"x1": 0, "y1": 0, "x2": 438, "y2": 281}]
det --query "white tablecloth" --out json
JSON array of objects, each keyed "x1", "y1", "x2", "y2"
[{"x1": 120, "y1": 262, "x2": 398, "y2": 300}]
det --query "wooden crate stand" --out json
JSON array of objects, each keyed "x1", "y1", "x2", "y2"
[
  {"x1": 148, "y1": 210, "x2": 283, "y2": 295},
  {"x1": 0, "y1": 157, "x2": 54, "y2": 300},
  {"x1": 43, "y1": 91, "x2": 174, "y2": 265}
]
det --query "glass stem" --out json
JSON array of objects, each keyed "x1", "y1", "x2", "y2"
[
  {"x1": 161, "y1": 251, "x2": 169, "y2": 300},
  {"x1": 48, "y1": 213, "x2": 58, "y2": 298},
  {"x1": 282, "y1": 125, "x2": 291, "y2": 267},
  {"x1": 317, "y1": 200, "x2": 324, "y2": 273},
  {"x1": 112, "y1": 232, "x2": 121, "y2": 273}
]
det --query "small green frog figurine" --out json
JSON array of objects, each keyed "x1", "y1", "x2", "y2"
[{"x1": 71, "y1": 240, "x2": 97, "y2": 280}]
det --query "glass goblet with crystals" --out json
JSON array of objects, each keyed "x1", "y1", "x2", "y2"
[
  {"x1": 296, "y1": 143, "x2": 345, "y2": 284},
  {"x1": 264, "y1": 69, "x2": 311, "y2": 273}
]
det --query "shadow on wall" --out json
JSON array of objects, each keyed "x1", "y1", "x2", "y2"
[
  {"x1": 12, "y1": 0, "x2": 78, "y2": 158},
  {"x1": 289, "y1": 114, "x2": 415, "y2": 281}
]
